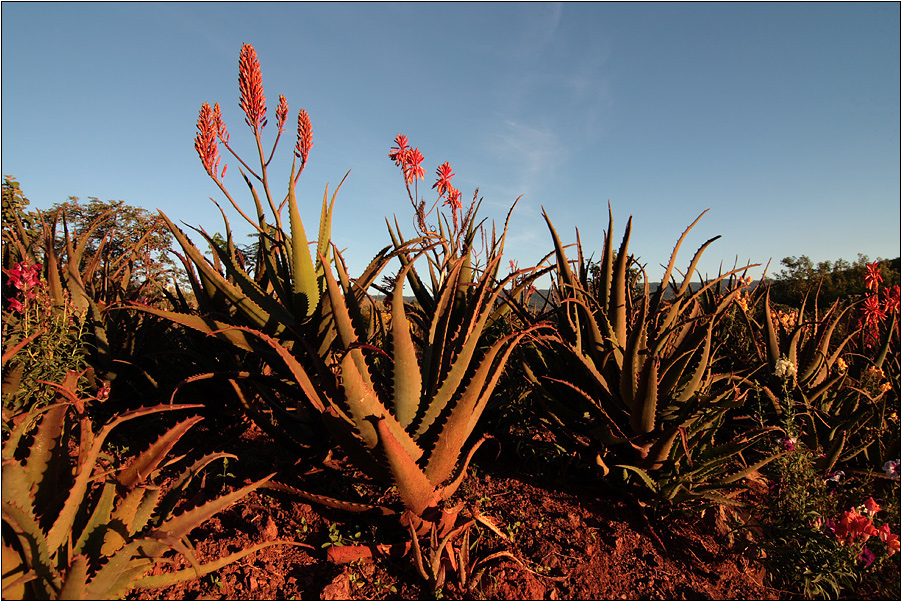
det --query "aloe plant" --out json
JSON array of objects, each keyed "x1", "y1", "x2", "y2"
[
  {"x1": 525, "y1": 205, "x2": 778, "y2": 505},
  {"x1": 1, "y1": 372, "x2": 285, "y2": 600},
  {"x1": 734, "y1": 281, "x2": 898, "y2": 473},
  {"x1": 237, "y1": 244, "x2": 543, "y2": 525}
]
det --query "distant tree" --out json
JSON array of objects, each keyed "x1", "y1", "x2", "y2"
[
  {"x1": 41, "y1": 196, "x2": 185, "y2": 297},
  {"x1": 770, "y1": 254, "x2": 901, "y2": 307}
]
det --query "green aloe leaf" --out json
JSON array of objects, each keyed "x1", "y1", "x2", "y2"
[
  {"x1": 392, "y1": 259, "x2": 423, "y2": 428},
  {"x1": 117, "y1": 417, "x2": 204, "y2": 490},
  {"x1": 287, "y1": 160, "x2": 320, "y2": 320},
  {"x1": 134, "y1": 541, "x2": 299, "y2": 591},
  {"x1": 373, "y1": 417, "x2": 437, "y2": 516}
]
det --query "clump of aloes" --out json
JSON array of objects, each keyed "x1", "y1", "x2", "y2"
[{"x1": 146, "y1": 43, "x2": 358, "y2": 363}]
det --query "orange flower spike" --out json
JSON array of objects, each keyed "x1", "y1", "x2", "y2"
[
  {"x1": 238, "y1": 43, "x2": 266, "y2": 130},
  {"x1": 194, "y1": 102, "x2": 220, "y2": 179},
  {"x1": 433, "y1": 161, "x2": 455, "y2": 197},
  {"x1": 212, "y1": 102, "x2": 229, "y2": 144},
  {"x1": 295, "y1": 109, "x2": 313, "y2": 165},
  {"x1": 445, "y1": 186, "x2": 462, "y2": 212},
  {"x1": 276, "y1": 95, "x2": 289, "y2": 133},
  {"x1": 865, "y1": 262, "x2": 883, "y2": 293}
]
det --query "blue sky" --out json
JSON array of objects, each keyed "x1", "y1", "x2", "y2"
[{"x1": 2, "y1": 2, "x2": 899, "y2": 286}]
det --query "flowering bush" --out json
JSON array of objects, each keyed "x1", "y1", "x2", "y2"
[{"x1": 2, "y1": 260, "x2": 87, "y2": 415}]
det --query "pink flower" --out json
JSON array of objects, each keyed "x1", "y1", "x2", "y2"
[
  {"x1": 876, "y1": 524, "x2": 900, "y2": 555},
  {"x1": 863, "y1": 497, "x2": 881, "y2": 516},
  {"x1": 7, "y1": 298, "x2": 24, "y2": 314},
  {"x1": 834, "y1": 509, "x2": 878, "y2": 545}
]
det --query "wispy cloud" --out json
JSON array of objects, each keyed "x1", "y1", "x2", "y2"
[{"x1": 487, "y1": 119, "x2": 566, "y2": 200}]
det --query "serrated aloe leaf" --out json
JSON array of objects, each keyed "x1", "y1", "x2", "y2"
[
  {"x1": 197, "y1": 228, "x2": 297, "y2": 329},
  {"x1": 674, "y1": 321, "x2": 713, "y2": 402},
  {"x1": 320, "y1": 249, "x2": 372, "y2": 386},
  {"x1": 425, "y1": 326, "x2": 537, "y2": 485},
  {"x1": 616, "y1": 464, "x2": 659, "y2": 493},
  {"x1": 131, "y1": 304, "x2": 257, "y2": 351},
  {"x1": 134, "y1": 541, "x2": 298, "y2": 590},
  {"x1": 118, "y1": 417, "x2": 204, "y2": 490},
  {"x1": 1, "y1": 500, "x2": 56, "y2": 592},
  {"x1": 673, "y1": 235, "x2": 722, "y2": 301},
  {"x1": 44, "y1": 404, "x2": 202, "y2": 555},
  {"x1": 373, "y1": 417, "x2": 437, "y2": 516},
  {"x1": 23, "y1": 404, "x2": 67, "y2": 505},
  {"x1": 58, "y1": 554, "x2": 89, "y2": 600},
  {"x1": 82, "y1": 540, "x2": 151, "y2": 600},
  {"x1": 718, "y1": 451, "x2": 789, "y2": 485},
  {"x1": 154, "y1": 474, "x2": 273, "y2": 542},
  {"x1": 2, "y1": 543, "x2": 28, "y2": 600},
  {"x1": 619, "y1": 295, "x2": 647, "y2": 409},
  {"x1": 392, "y1": 259, "x2": 423, "y2": 428},
  {"x1": 610, "y1": 217, "x2": 632, "y2": 356},
  {"x1": 541, "y1": 208, "x2": 580, "y2": 300},
  {"x1": 287, "y1": 161, "x2": 320, "y2": 320},
  {"x1": 126, "y1": 486, "x2": 163, "y2": 535},
  {"x1": 630, "y1": 356, "x2": 658, "y2": 435},
  {"x1": 158, "y1": 212, "x2": 274, "y2": 331},
  {"x1": 220, "y1": 325, "x2": 327, "y2": 413},
  {"x1": 645, "y1": 427, "x2": 682, "y2": 470},
  {"x1": 652, "y1": 209, "x2": 709, "y2": 315},
  {"x1": 316, "y1": 173, "x2": 346, "y2": 290},
  {"x1": 418, "y1": 258, "x2": 508, "y2": 438},
  {"x1": 763, "y1": 288, "x2": 781, "y2": 367},
  {"x1": 437, "y1": 437, "x2": 488, "y2": 503},
  {"x1": 72, "y1": 481, "x2": 117, "y2": 558},
  {"x1": 263, "y1": 479, "x2": 395, "y2": 516},
  {"x1": 598, "y1": 202, "x2": 616, "y2": 310}
]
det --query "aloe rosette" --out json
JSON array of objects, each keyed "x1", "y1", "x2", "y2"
[
  {"x1": 525, "y1": 204, "x2": 780, "y2": 505},
  {"x1": 1, "y1": 373, "x2": 288, "y2": 600}
]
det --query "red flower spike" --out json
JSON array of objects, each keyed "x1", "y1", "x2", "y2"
[
  {"x1": 444, "y1": 186, "x2": 462, "y2": 212},
  {"x1": 212, "y1": 102, "x2": 229, "y2": 144},
  {"x1": 295, "y1": 109, "x2": 313, "y2": 164},
  {"x1": 433, "y1": 161, "x2": 455, "y2": 197},
  {"x1": 865, "y1": 262, "x2": 883, "y2": 293},
  {"x1": 883, "y1": 285, "x2": 900, "y2": 316},
  {"x1": 194, "y1": 103, "x2": 221, "y2": 179},
  {"x1": 403, "y1": 148, "x2": 425, "y2": 183},
  {"x1": 389, "y1": 134, "x2": 409, "y2": 165},
  {"x1": 276, "y1": 95, "x2": 289, "y2": 132},
  {"x1": 238, "y1": 43, "x2": 266, "y2": 130}
]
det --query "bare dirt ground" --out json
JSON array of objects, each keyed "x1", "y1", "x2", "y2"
[{"x1": 128, "y1": 419, "x2": 782, "y2": 601}]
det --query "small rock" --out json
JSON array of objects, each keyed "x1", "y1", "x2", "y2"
[
  {"x1": 260, "y1": 515, "x2": 278, "y2": 540},
  {"x1": 321, "y1": 573, "x2": 351, "y2": 600}
]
